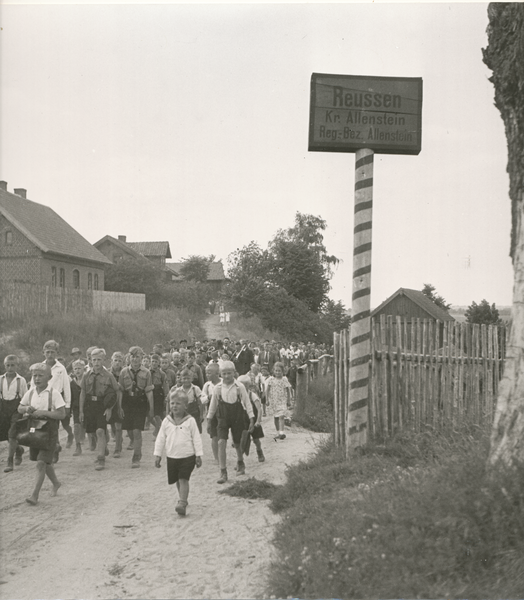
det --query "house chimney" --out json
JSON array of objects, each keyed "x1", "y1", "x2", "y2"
[
  {"x1": 118, "y1": 235, "x2": 127, "y2": 242},
  {"x1": 0, "y1": 181, "x2": 7, "y2": 191},
  {"x1": 14, "y1": 188, "x2": 27, "y2": 199}
]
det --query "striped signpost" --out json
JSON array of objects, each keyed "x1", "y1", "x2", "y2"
[{"x1": 309, "y1": 73, "x2": 423, "y2": 452}]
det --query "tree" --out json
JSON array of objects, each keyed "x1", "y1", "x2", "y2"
[
  {"x1": 320, "y1": 299, "x2": 351, "y2": 331},
  {"x1": 179, "y1": 255, "x2": 214, "y2": 283},
  {"x1": 105, "y1": 258, "x2": 163, "y2": 307},
  {"x1": 268, "y1": 212, "x2": 339, "y2": 312},
  {"x1": 464, "y1": 300, "x2": 503, "y2": 326},
  {"x1": 421, "y1": 283, "x2": 451, "y2": 312},
  {"x1": 483, "y1": 3, "x2": 524, "y2": 468}
]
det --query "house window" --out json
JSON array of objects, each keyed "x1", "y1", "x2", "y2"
[
  {"x1": 88, "y1": 273, "x2": 92, "y2": 290},
  {"x1": 5, "y1": 231, "x2": 12, "y2": 245},
  {"x1": 73, "y1": 270, "x2": 80, "y2": 289},
  {"x1": 59, "y1": 268, "x2": 65, "y2": 288},
  {"x1": 51, "y1": 267, "x2": 57, "y2": 287},
  {"x1": 94, "y1": 274, "x2": 99, "y2": 290}
]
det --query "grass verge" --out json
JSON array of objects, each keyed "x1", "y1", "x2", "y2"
[
  {"x1": 218, "y1": 477, "x2": 281, "y2": 500},
  {"x1": 293, "y1": 375, "x2": 333, "y2": 433},
  {"x1": 265, "y1": 426, "x2": 524, "y2": 599}
]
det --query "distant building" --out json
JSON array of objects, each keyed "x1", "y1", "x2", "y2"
[
  {"x1": 0, "y1": 182, "x2": 111, "y2": 290},
  {"x1": 94, "y1": 235, "x2": 172, "y2": 269},
  {"x1": 372, "y1": 288, "x2": 455, "y2": 323},
  {"x1": 166, "y1": 260, "x2": 227, "y2": 293}
]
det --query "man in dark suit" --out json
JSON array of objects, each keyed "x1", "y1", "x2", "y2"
[
  {"x1": 232, "y1": 340, "x2": 254, "y2": 376},
  {"x1": 258, "y1": 341, "x2": 278, "y2": 375}
]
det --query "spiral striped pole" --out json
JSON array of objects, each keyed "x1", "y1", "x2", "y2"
[{"x1": 346, "y1": 148, "x2": 374, "y2": 452}]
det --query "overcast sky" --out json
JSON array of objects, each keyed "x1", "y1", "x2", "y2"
[{"x1": 0, "y1": 2, "x2": 513, "y2": 308}]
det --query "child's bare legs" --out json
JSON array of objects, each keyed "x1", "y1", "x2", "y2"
[
  {"x1": 175, "y1": 479, "x2": 189, "y2": 515},
  {"x1": 176, "y1": 479, "x2": 189, "y2": 503},
  {"x1": 113, "y1": 423, "x2": 123, "y2": 456},
  {"x1": 274, "y1": 416, "x2": 285, "y2": 438},
  {"x1": 5, "y1": 438, "x2": 18, "y2": 470},
  {"x1": 217, "y1": 438, "x2": 227, "y2": 469},
  {"x1": 73, "y1": 422, "x2": 83, "y2": 455},
  {"x1": 234, "y1": 443, "x2": 243, "y2": 462},
  {"x1": 127, "y1": 429, "x2": 134, "y2": 449},
  {"x1": 211, "y1": 436, "x2": 218, "y2": 462},
  {"x1": 132, "y1": 429, "x2": 142, "y2": 465},
  {"x1": 95, "y1": 427, "x2": 107, "y2": 469},
  {"x1": 26, "y1": 461, "x2": 60, "y2": 505},
  {"x1": 253, "y1": 438, "x2": 265, "y2": 461}
]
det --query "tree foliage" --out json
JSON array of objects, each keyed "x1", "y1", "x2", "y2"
[
  {"x1": 421, "y1": 283, "x2": 451, "y2": 312},
  {"x1": 225, "y1": 213, "x2": 345, "y2": 342},
  {"x1": 179, "y1": 255, "x2": 215, "y2": 283},
  {"x1": 465, "y1": 300, "x2": 503, "y2": 326},
  {"x1": 105, "y1": 258, "x2": 163, "y2": 302}
]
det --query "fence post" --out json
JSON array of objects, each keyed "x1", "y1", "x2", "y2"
[{"x1": 295, "y1": 365, "x2": 308, "y2": 418}]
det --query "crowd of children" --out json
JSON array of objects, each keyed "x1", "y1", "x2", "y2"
[{"x1": 1, "y1": 336, "x2": 324, "y2": 512}]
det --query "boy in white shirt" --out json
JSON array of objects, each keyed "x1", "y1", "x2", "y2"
[
  {"x1": 154, "y1": 390, "x2": 203, "y2": 516},
  {"x1": 1, "y1": 355, "x2": 28, "y2": 472},
  {"x1": 201, "y1": 363, "x2": 221, "y2": 462},
  {"x1": 18, "y1": 363, "x2": 66, "y2": 506},
  {"x1": 206, "y1": 361, "x2": 254, "y2": 483}
]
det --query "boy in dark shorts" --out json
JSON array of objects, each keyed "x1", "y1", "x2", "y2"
[
  {"x1": 70, "y1": 359, "x2": 85, "y2": 456},
  {"x1": 18, "y1": 363, "x2": 65, "y2": 505},
  {"x1": 119, "y1": 346, "x2": 154, "y2": 468},
  {"x1": 149, "y1": 353, "x2": 169, "y2": 437},
  {"x1": 1, "y1": 355, "x2": 28, "y2": 472},
  {"x1": 79, "y1": 348, "x2": 120, "y2": 471},
  {"x1": 206, "y1": 361, "x2": 254, "y2": 484},
  {"x1": 238, "y1": 375, "x2": 265, "y2": 463},
  {"x1": 154, "y1": 390, "x2": 203, "y2": 516}
]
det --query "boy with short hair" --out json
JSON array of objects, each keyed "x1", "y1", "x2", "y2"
[
  {"x1": 18, "y1": 363, "x2": 65, "y2": 505},
  {"x1": 119, "y1": 347, "x2": 154, "y2": 468},
  {"x1": 41, "y1": 340, "x2": 73, "y2": 458},
  {"x1": 206, "y1": 361, "x2": 254, "y2": 483},
  {"x1": 79, "y1": 348, "x2": 120, "y2": 471},
  {"x1": 1, "y1": 355, "x2": 28, "y2": 472},
  {"x1": 160, "y1": 354, "x2": 177, "y2": 389},
  {"x1": 154, "y1": 389, "x2": 203, "y2": 516},
  {"x1": 108, "y1": 352, "x2": 125, "y2": 458},
  {"x1": 201, "y1": 362, "x2": 221, "y2": 461}
]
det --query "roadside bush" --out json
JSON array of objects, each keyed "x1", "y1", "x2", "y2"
[
  {"x1": 293, "y1": 374, "x2": 333, "y2": 433},
  {"x1": 266, "y1": 427, "x2": 524, "y2": 599}
]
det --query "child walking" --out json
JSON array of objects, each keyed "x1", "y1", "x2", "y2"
[
  {"x1": 237, "y1": 375, "x2": 265, "y2": 462},
  {"x1": 265, "y1": 361, "x2": 292, "y2": 440},
  {"x1": 18, "y1": 363, "x2": 65, "y2": 505},
  {"x1": 154, "y1": 389, "x2": 203, "y2": 516}
]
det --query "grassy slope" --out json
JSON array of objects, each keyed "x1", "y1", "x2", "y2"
[{"x1": 0, "y1": 308, "x2": 205, "y2": 377}]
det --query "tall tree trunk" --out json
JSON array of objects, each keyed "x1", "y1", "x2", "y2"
[{"x1": 483, "y1": 3, "x2": 524, "y2": 467}]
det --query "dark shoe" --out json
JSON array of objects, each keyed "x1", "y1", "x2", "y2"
[
  {"x1": 66, "y1": 434, "x2": 74, "y2": 449},
  {"x1": 175, "y1": 501, "x2": 187, "y2": 516},
  {"x1": 113, "y1": 452, "x2": 121, "y2": 459},
  {"x1": 131, "y1": 462, "x2": 140, "y2": 469},
  {"x1": 4, "y1": 461, "x2": 14, "y2": 473},
  {"x1": 95, "y1": 460, "x2": 105, "y2": 471},
  {"x1": 127, "y1": 443, "x2": 134, "y2": 450},
  {"x1": 257, "y1": 450, "x2": 265, "y2": 463},
  {"x1": 14, "y1": 446, "x2": 24, "y2": 466},
  {"x1": 73, "y1": 444, "x2": 82, "y2": 456},
  {"x1": 279, "y1": 434, "x2": 286, "y2": 440},
  {"x1": 236, "y1": 461, "x2": 246, "y2": 476},
  {"x1": 217, "y1": 469, "x2": 228, "y2": 484}
]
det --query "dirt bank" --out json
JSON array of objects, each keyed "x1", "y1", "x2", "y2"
[{"x1": 0, "y1": 416, "x2": 325, "y2": 600}]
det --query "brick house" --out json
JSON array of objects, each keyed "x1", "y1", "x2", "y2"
[{"x1": 0, "y1": 182, "x2": 111, "y2": 290}]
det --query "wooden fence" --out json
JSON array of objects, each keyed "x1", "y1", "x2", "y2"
[
  {"x1": 0, "y1": 282, "x2": 145, "y2": 319},
  {"x1": 294, "y1": 354, "x2": 334, "y2": 418},
  {"x1": 334, "y1": 317, "x2": 509, "y2": 446}
]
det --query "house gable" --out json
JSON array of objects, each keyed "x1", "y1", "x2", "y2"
[{"x1": 372, "y1": 288, "x2": 455, "y2": 322}]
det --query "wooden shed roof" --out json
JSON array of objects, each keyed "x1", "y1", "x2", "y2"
[{"x1": 371, "y1": 288, "x2": 455, "y2": 322}]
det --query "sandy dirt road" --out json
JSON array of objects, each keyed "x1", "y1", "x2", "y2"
[{"x1": 0, "y1": 417, "x2": 324, "y2": 600}]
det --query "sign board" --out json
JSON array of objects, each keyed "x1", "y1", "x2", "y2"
[{"x1": 309, "y1": 73, "x2": 423, "y2": 155}]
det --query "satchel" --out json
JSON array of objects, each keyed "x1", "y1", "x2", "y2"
[{"x1": 15, "y1": 388, "x2": 55, "y2": 450}]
